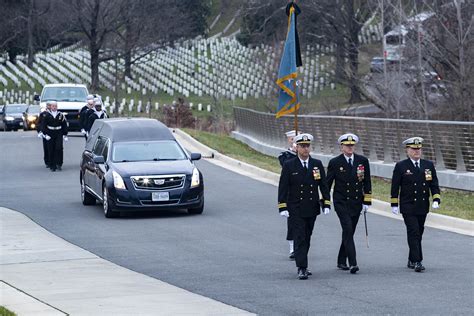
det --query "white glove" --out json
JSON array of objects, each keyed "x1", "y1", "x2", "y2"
[
  {"x1": 80, "y1": 129, "x2": 86, "y2": 135},
  {"x1": 391, "y1": 206, "x2": 399, "y2": 215},
  {"x1": 323, "y1": 208, "x2": 330, "y2": 215},
  {"x1": 361, "y1": 204, "x2": 369, "y2": 214},
  {"x1": 63, "y1": 136, "x2": 68, "y2": 142},
  {"x1": 432, "y1": 201, "x2": 439, "y2": 209},
  {"x1": 86, "y1": 131, "x2": 89, "y2": 137},
  {"x1": 37, "y1": 132, "x2": 44, "y2": 138},
  {"x1": 44, "y1": 135, "x2": 51, "y2": 141},
  {"x1": 280, "y1": 211, "x2": 290, "y2": 218}
]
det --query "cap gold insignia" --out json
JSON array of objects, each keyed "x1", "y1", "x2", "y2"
[{"x1": 348, "y1": 136, "x2": 353, "y2": 141}]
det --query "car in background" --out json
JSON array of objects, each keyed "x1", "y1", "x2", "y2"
[
  {"x1": 22, "y1": 104, "x2": 42, "y2": 131},
  {"x1": 79, "y1": 118, "x2": 204, "y2": 218},
  {"x1": 0, "y1": 104, "x2": 28, "y2": 131},
  {"x1": 34, "y1": 83, "x2": 89, "y2": 131},
  {"x1": 370, "y1": 57, "x2": 385, "y2": 73}
]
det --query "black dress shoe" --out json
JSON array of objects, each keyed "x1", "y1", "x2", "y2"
[
  {"x1": 289, "y1": 252, "x2": 295, "y2": 260},
  {"x1": 306, "y1": 269, "x2": 312, "y2": 276},
  {"x1": 50, "y1": 167, "x2": 56, "y2": 172},
  {"x1": 420, "y1": 262, "x2": 426, "y2": 271},
  {"x1": 57, "y1": 165, "x2": 62, "y2": 171},
  {"x1": 350, "y1": 265, "x2": 359, "y2": 274},
  {"x1": 414, "y1": 262, "x2": 423, "y2": 272},
  {"x1": 337, "y1": 264, "x2": 350, "y2": 270},
  {"x1": 297, "y1": 268, "x2": 308, "y2": 280},
  {"x1": 407, "y1": 260, "x2": 415, "y2": 269}
]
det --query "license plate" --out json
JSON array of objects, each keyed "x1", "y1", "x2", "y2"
[
  {"x1": 152, "y1": 192, "x2": 169, "y2": 201},
  {"x1": 19, "y1": 122, "x2": 23, "y2": 126}
]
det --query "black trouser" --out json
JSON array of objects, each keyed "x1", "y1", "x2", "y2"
[
  {"x1": 47, "y1": 133, "x2": 63, "y2": 168},
  {"x1": 336, "y1": 212, "x2": 360, "y2": 267},
  {"x1": 42, "y1": 138, "x2": 49, "y2": 165},
  {"x1": 402, "y1": 214, "x2": 427, "y2": 263},
  {"x1": 289, "y1": 215, "x2": 317, "y2": 269},
  {"x1": 286, "y1": 219, "x2": 293, "y2": 241}
]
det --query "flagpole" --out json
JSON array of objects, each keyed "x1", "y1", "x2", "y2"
[{"x1": 294, "y1": 80, "x2": 298, "y2": 134}]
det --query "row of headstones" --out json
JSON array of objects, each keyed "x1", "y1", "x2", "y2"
[
  {"x1": 108, "y1": 98, "x2": 213, "y2": 115},
  {"x1": 0, "y1": 89, "x2": 35, "y2": 105},
  {"x1": 1, "y1": 37, "x2": 336, "y2": 100}
]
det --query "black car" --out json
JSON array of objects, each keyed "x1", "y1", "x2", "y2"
[
  {"x1": 0, "y1": 104, "x2": 28, "y2": 131},
  {"x1": 79, "y1": 118, "x2": 204, "y2": 218},
  {"x1": 22, "y1": 104, "x2": 42, "y2": 131}
]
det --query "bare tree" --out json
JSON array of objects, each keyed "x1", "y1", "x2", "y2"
[{"x1": 61, "y1": 0, "x2": 126, "y2": 90}]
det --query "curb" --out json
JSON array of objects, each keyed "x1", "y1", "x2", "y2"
[{"x1": 173, "y1": 128, "x2": 473, "y2": 237}]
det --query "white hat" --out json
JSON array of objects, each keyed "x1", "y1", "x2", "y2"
[
  {"x1": 86, "y1": 94, "x2": 94, "y2": 100},
  {"x1": 94, "y1": 100, "x2": 102, "y2": 106},
  {"x1": 294, "y1": 133, "x2": 313, "y2": 144},
  {"x1": 403, "y1": 137, "x2": 424, "y2": 148},
  {"x1": 49, "y1": 100, "x2": 57, "y2": 106},
  {"x1": 285, "y1": 130, "x2": 298, "y2": 137},
  {"x1": 338, "y1": 133, "x2": 359, "y2": 145}
]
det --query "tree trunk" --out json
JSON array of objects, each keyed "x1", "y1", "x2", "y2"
[
  {"x1": 334, "y1": 34, "x2": 345, "y2": 84},
  {"x1": 90, "y1": 45, "x2": 100, "y2": 91},
  {"x1": 27, "y1": 0, "x2": 36, "y2": 67},
  {"x1": 89, "y1": 0, "x2": 100, "y2": 91},
  {"x1": 124, "y1": 22, "x2": 133, "y2": 79},
  {"x1": 347, "y1": 2, "x2": 362, "y2": 104}
]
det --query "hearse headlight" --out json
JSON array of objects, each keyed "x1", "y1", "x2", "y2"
[
  {"x1": 191, "y1": 168, "x2": 200, "y2": 188},
  {"x1": 113, "y1": 171, "x2": 126, "y2": 190}
]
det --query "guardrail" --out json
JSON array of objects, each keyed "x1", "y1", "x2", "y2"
[{"x1": 233, "y1": 107, "x2": 474, "y2": 172}]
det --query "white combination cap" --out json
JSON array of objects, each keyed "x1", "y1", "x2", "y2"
[
  {"x1": 338, "y1": 133, "x2": 359, "y2": 145},
  {"x1": 294, "y1": 133, "x2": 314, "y2": 144},
  {"x1": 403, "y1": 137, "x2": 424, "y2": 148}
]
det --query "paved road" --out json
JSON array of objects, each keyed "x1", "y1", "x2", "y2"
[{"x1": 1, "y1": 131, "x2": 473, "y2": 315}]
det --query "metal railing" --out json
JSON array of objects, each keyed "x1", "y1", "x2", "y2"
[{"x1": 234, "y1": 107, "x2": 474, "y2": 172}]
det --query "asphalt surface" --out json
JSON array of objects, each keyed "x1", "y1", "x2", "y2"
[{"x1": 1, "y1": 130, "x2": 473, "y2": 315}]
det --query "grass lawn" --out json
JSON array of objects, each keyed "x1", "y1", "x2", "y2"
[
  {"x1": 0, "y1": 306, "x2": 16, "y2": 316},
  {"x1": 182, "y1": 128, "x2": 474, "y2": 221}
]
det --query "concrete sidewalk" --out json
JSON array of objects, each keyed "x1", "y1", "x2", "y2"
[{"x1": 0, "y1": 207, "x2": 253, "y2": 316}]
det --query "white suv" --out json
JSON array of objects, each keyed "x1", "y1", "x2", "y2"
[{"x1": 34, "y1": 83, "x2": 89, "y2": 131}]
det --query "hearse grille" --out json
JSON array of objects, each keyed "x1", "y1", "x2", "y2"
[{"x1": 131, "y1": 174, "x2": 186, "y2": 190}]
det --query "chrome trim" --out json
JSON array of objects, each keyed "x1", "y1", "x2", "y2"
[
  {"x1": 130, "y1": 174, "x2": 186, "y2": 191},
  {"x1": 85, "y1": 185, "x2": 103, "y2": 201}
]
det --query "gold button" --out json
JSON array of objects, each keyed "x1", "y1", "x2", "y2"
[
  {"x1": 301, "y1": 185, "x2": 303, "y2": 187},
  {"x1": 347, "y1": 190, "x2": 350, "y2": 192},
  {"x1": 423, "y1": 191, "x2": 426, "y2": 193},
  {"x1": 347, "y1": 183, "x2": 350, "y2": 185},
  {"x1": 310, "y1": 191, "x2": 313, "y2": 193},
  {"x1": 347, "y1": 197, "x2": 349, "y2": 200},
  {"x1": 414, "y1": 191, "x2": 417, "y2": 193},
  {"x1": 301, "y1": 191, "x2": 303, "y2": 194},
  {"x1": 355, "y1": 190, "x2": 358, "y2": 192},
  {"x1": 423, "y1": 183, "x2": 426, "y2": 186},
  {"x1": 414, "y1": 198, "x2": 417, "y2": 201},
  {"x1": 310, "y1": 185, "x2": 313, "y2": 187},
  {"x1": 300, "y1": 198, "x2": 303, "y2": 200},
  {"x1": 423, "y1": 198, "x2": 425, "y2": 200},
  {"x1": 310, "y1": 198, "x2": 313, "y2": 200}
]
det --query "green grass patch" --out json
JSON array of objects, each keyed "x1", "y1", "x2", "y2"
[
  {"x1": 0, "y1": 306, "x2": 17, "y2": 316},
  {"x1": 182, "y1": 128, "x2": 474, "y2": 221},
  {"x1": 183, "y1": 128, "x2": 281, "y2": 174}
]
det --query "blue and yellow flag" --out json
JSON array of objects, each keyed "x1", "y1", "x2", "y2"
[{"x1": 275, "y1": 4, "x2": 301, "y2": 118}]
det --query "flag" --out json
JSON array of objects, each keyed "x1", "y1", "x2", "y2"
[{"x1": 275, "y1": 3, "x2": 302, "y2": 118}]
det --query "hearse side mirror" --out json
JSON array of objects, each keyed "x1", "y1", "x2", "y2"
[
  {"x1": 190, "y1": 153, "x2": 201, "y2": 161},
  {"x1": 33, "y1": 94, "x2": 40, "y2": 102},
  {"x1": 93, "y1": 155, "x2": 105, "y2": 164}
]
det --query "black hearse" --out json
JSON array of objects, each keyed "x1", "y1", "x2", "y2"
[{"x1": 80, "y1": 118, "x2": 204, "y2": 218}]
